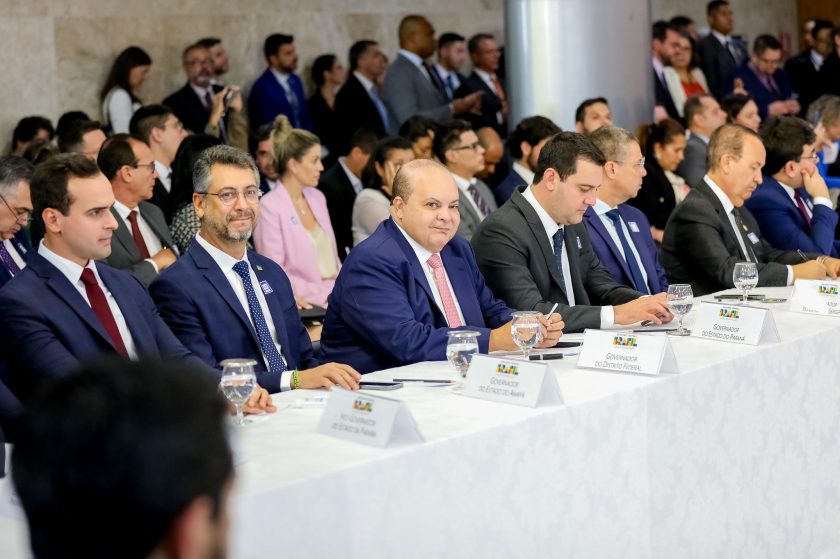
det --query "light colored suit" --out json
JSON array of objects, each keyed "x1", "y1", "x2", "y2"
[
  {"x1": 382, "y1": 54, "x2": 451, "y2": 127},
  {"x1": 456, "y1": 178, "x2": 497, "y2": 241}
]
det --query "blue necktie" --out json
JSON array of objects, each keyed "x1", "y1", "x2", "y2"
[
  {"x1": 232, "y1": 261, "x2": 287, "y2": 373},
  {"x1": 605, "y1": 209, "x2": 649, "y2": 294},
  {"x1": 444, "y1": 73, "x2": 455, "y2": 101},
  {"x1": 281, "y1": 78, "x2": 301, "y2": 127},
  {"x1": 368, "y1": 85, "x2": 391, "y2": 134},
  {"x1": 552, "y1": 228, "x2": 566, "y2": 294}
]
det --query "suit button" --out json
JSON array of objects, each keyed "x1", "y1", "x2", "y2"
[{"x1": 659, "y1": 197, "x2": 665, "y2": 203}]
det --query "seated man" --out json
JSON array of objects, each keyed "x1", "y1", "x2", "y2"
[
  {"x1": 12, "y1": 358, "x2": 234, "y2": 559},
  {"x1": 676, "y1": 94, "x2": 727, "y2": 188},
  {"x1": 57, "y1": 119, "x2": 106, "y2": 160},
  {"x1": 150, "y1": 145, "x2": 361, "y2": 392},
  {"x1": 319, "y1": 159, "x2": 563, "y2": 374},
  {"x1": 746, "y1": 116, "x2": 839, "y2": 256},
  {"x1": 495, "y1": 115, "x2": 560, "y2": 205},
  {"x1": 661, "y1": 124, "x2": 839, "y2": 295},
  {"x1": 0, "y1": 156, "x2": 34, "y2": 287},
  {"x1": 725, "y1": 34, "x2": 799, "y2": 119},
  {"x1": 472, "y1": 132, "x2": 672, "y2": 333},
  {"x1": 584, "y1": 127, "x2": 668, "y2": 294}
]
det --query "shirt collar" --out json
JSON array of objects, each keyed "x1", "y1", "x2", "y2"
[
  {"x1": 38, "y1": 240, "x2": 98, "y2": 287},
  {"x1": 711, "y1": 30, "x2": 730, "y2": 45},
  {"x1": 521, "y1": 185, "x2": 561, "y2": 238},
  {"x1": 195, "y1": 232, "x2": 248, "y2": 274},
  {"x1": 512, "y1": 162, "x2": 535, "y2": 186},
  {"x1": 688, "y1": 130, "x2": 710, "y2": 144},
  {"x1": 392, "y1": 219, "x2": 435, "y2": 266},
  {"x1": 154, "y1": 160, "x2": 171, "y2": 177},
  {"x1": 450, "y1": 172, "x2": 476, "y2": 192},
  {"x1": 776, "y1": 179, "x2": 797, "y2": 200},
  {"x1": 353, "y1": 71, "x2": 376, "y2": 92},
  {"x1": 811, "y1": 50, "x2": 825, "y2": 69},
  {"x1": 112, "y1": 200, "x2": 136, "y2": 220},
  {"x1": 434, "y1": 62, "x2": 451, "y2": 78},
  {"x1": 474, "y1": 68, "x2": 495, "y2": 82},
  {"x1": 593, "y1": 198, "x2": 617, "y2": 216},
  {"x1": 652, "y1": 57, "x2": 665, "y2": 77},
  {"x1": 704, "y1": 175, "x2": 735, "y2": 214},
  {"x1": 399, "y1": 49, "x2": 426, "y2": 70},
  {"x1": 338, "y1": 157, "x2": 363, "y2": 191},
  {"x1": 269, "y1": 67, "x2": 290, "y2": 86},
  {"x1": 190, "y1": 83, "x2": 212, "y2": 100}
]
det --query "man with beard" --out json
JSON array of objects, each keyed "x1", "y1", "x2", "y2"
[
  {"x1": 163, "y1": 44, "x2": 231, "y2": 136},
  {"x1": 150, "y1": 145, "x2": 361, "y2": 393}
]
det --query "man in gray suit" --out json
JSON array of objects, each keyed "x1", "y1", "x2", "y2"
[
  {"x1": 472, "y1": 132, "x2": 672, "y2": 332},
  {"x1": 97, "y1": 134, "x2": 177, "y2": 286},
  {"x1": 433, "y1": 120, "x2": 497, "y2": 240},
  {"x1": 676, "y1": 94, "x2": 727, "y2": 188},
  {"x1": 382, "y1": 15, "x2": 481, "y2": 128}
]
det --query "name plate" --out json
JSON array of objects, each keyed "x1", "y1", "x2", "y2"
[
  {"x1": 789, "y1": 279, "x2": 840, "y2": 317},
  {"x1": 317, "y1": 387, "x2": 423, "y2": 448},
  {"x1": 462, "y1": 354, "x2": 563, "y2": 408},
  {"x1": 692, "y1": 301, "x2": 779, "y2": 345},
  {"x1": 577, "y1": 329, "x2": 679, "y2": 375}
]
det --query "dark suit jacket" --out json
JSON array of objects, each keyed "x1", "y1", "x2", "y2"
[
  {"x1": 382, "y1": 54, "x2": 451, "y2": 127},
  {"x1": 699, "y1": 33, "x2": 748, "y2": 100},
  {"x1": 429, "y1": 66, "x2": 466, "y2": 101},
  {"x1": 0, "y1": 253, "x2": 200, "y2": 401},
  {"x1": 784, "y1": 50, "x2": 821, "y2": 117},
  {"x1": 675, "y1": 132, "x2": 708, "y2": 189},
  {"x1": 162, "y1": 82, "x2": 222, "y2": 135},
  {"x1": 627, "y1": 157, "x2": 676, "y2": 231},
  {"x1": 149, "y1": 241, "x2": 317, "y2": 393},
  {"x1": 819, "y1": 53, "x2": 840, "y2": 97},
  {"x1": 319, "y1": 218, "x2": 514, "y2": 374},
  {"x1": 148, "y1": 177, "x2": 173, "y2": 223},
  {"x1": 494, "y1": 168, "x2": 527, "y2": 206},
  {"x1": 0, "y1": 231, "x2": 30, "y2": 288},
  {"x1": 744, "y1": 175, "x2": 839, "y2": 257},
  {"x1": 101, "y1": 203, "x2": 176, "y2": 287},
  {"x1": 654, "y1": 66, "x2": 681, "y2": 122},
  {"x1": 454, "y1": 72, "x2": 507, "y2": 137},
  {"x1": 308, "y1": 89, "x2": 340, "y2": 159},
  {"x1": 248, "y1": 69, "x2": 313, "y2": 132},
  {"x1": 471, "y1": 190, "x2": 640, "y2": 332},
  {"x1": 725, "y1": 64, "x2": 793, "y2": 119},
  {"x1": 660, "y1": 179, "x2": 812, "y2": 295},
  {"x1": 317, "y1": 161, "x2": 358, "y2": 260},
  {"x1": 583, "y1": 205, "x2": 668, "y2": 294},
  {"x1": 334, "y1": 74, "x2": 390, "y2": 155}
]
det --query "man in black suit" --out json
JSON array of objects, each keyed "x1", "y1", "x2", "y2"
[
  {"x1": 432, "y1": 32, "x2": 468, "y2": 101},
  {"x1": 472, "y1": 132, "x2": 672, "y2": 332},
  {"x1": 661, "y1": 124, "x2": 839, "y2": 295},
  {"x1": 698, "y1": 0, "x2": 748, "y2": 100},
  {"x1": 652, "y1": 21, "x2": 682, "y2": 122},
  {"x1": 162, "y1": 44, "x2": 227, "y2": 136},
  {"x1": 785, "y1": 20, "x2": 834, "y2": 117},
  {"x1": 455, "y1": 33, "x2": 508, "y2": 137}
]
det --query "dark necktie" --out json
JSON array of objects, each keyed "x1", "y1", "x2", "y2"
[
  {"x1": 425, "y1": 63, "x2": 445, "y2": 93},
  {"x1": 444, "y1": 73, "x2": 455, "y2": 101},
  {"x1": 466, "y1": 182, "x2": 491, "y2": 218},
  {"x1": 605, "y1": 209, "x2": 650, "y2": 295},
  {"x1": 794, "y1": 189, "x2": 812, "y2": 228},
  {"x1": 127, "y1": 210, "x2": 151, "y2": 259},
  {"x1": 203, "y1": 90, "x2": 214, "y2": 110},
  {"x1": 0, "y1": 243, "x2": 21, "y2": 276},
  {"x1": 552, "y1": 228, "x2": 567, "y2": 294},
  {"x1": 731, "y1": 208, "x2": 757, "y2": 262},
  {"x1": 725, "y1": 39, "x2": 741, "y2": 65},
  {"x1": 232, "y1": 261, "x2": 287, "y2": 373},
  {"x1": 79, "y1": 268, "x2": 128, "y2": 356}
]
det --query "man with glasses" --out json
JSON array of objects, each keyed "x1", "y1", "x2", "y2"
[
  {"x1": 97, "y1": 134, "x2": 177, "y2": 286},
  {"x1": 0, "y1": 156, "x2": 34, "y2": 288},
  {"x1": 726, "y1": 35, "x2": 799, "y2": 119},
  {"x1": 150, "y1": 145, "x2": 362, "y2": 393}
]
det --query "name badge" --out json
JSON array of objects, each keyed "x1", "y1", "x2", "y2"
[
  {"x1": 577, "y1": 330, "x2": 679, "y2": 375},
  {"x1": 317, "y1": 387, "x2": 423, "y2": 448},
  {"x1": 259, "y1": 280, "x2": 273, "y2": 295},
  {"x1": 692, "y1": 302, "x2": 779, "y2": 345},
  {"x1": 789, "y1": 279, "x2": 840, "y2": 317},
  {"x1": 747, "y1": 232, "x2": 760, "y2": 244},
  {"x1": 628, "y1": 221, "x2": 640, "y2": 233},
  {"x1": 462, "y1": 354, "x2": 563, "y2": 408}
]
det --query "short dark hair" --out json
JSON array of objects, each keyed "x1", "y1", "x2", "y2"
[
  {"x1": 349, "y1": 40, "x2": 377, "y2": 71},
  {"x1": 0, "y1": 155, "x2": 35, "y2": 198},
  {"x1": 467, "y1": 33, "x2": 495, "y2": 55},
  {"x1": 438, "y1": 32, "x2": 465, "y2": 50},
  {"x1": 348, "y1": 127, "x2": 379, "y2": 156},
  {"x1": 362, "y1": 136, "x2": 414, "y2": 192},
  {"x1": 759, "y1": 116, "x2": 816, "y2": 175},
  {"x1": 507, "y1": 116, "x2": 561, "y2": 159},
  {"x1": 196, "y1": 37, "x2": 221, "y2": 49},
  {"x1": 533, "y1": 131, "x2": 607, "y2": 183},
  {"x1": 575, "y1": 97, "x2": 609, "y2": 124},
  {"x1": 669, "y1": 15, "x2": 694, "y2": 30},
  {"x1": 264, "y1": 33, "x2": 294, "y2": 60},
  {"x1": 311, "y1": 54, "x2": 337, "y2": 86},
  {"x1": 22, "y1": 139, "x2": 58, "y2": 166},
  {"x1": 683, "y1": 94, "x2": 711, "y2": 127},
  {"x1": 12, "y1": 116, "x2": 54, "y2": 149},
  {"x1": 399, "y1": 115, "x2": 437, "y2": 142},
  {"x1": 707, "y1": 0, "x2": 729, "y2": 16},
  {"x1": 58, "y1": 120, "x2": 103, "y2": 154},
  {"x1": 98, "y1": 133, "x2": 145, "y2": 181},
  {"x1": 30, "y1": 153, "x2": 100, "y2": 216},
  {"x1": 811, "y1": 20, "x2": 835, "y2": 40},
  {"x1": 652, "y1": 20, "x2": 677, "y2": 42},
  {"x1": 753, "y1": 34, "x2": 782, "y2": 55},
  {"x1": 12, "y1": 358, "x2": 232, "y2": 559},
  {"x1": 170, "y1": 134, "x2": 224, "y2": 210},
  {"x1": 55, "y1": 111, "x2": 90, "y2": 138},
  {"x1": 433, "y1": 119, "x2": 473, "y2": 162},
  {"x1": 129, "y1": 104, "x2": 174, "y2": 144}
]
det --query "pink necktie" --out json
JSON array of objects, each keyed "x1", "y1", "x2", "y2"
[{"x1": 427, "y1": 254, "x2": 462, "y2": 328}]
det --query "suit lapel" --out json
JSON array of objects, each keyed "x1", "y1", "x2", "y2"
[
  {"x1": 618, "y1": 206, "x2": 656, "y2": 289},
  {"x1": 585, "y1": 208, "x2": 633, "y2": 283},
  {"x1": 563, "y1": 226, "x2": 590, "y2": 304},
  {"x1": 385, "y1": 220, "x2": 440, "y2": 321},
  {"x1": 511, "y1": 193, "x2": 567, "y2": 295},
  {"x1": 110, "y1": 207, "x2": 140, "y2": 260},
  {"x1": 98, "y1": 266, "x2": 151, "y2": 352},
  {"x1": 697, "y1": 180, "x2": 745, "y2": 257},
  {"x1": 766, "y1": 177, "x2": 809, "y2": 229},
  {"x1": 441, "y1": 247, "x2": 483, "y2": 326},
  {"x1": 458, "y1": 189, "x2": 481, "y2": 228}
]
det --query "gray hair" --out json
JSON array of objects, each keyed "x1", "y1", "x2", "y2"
[
  {"x1": 193, "y1": 145, "x2": 260, "y2": 194},
  {"x1": 0, "y1": 155, "x2": 34, "y2": 198},
  {"x1": 588, "y1": 126, "x2": 637, "y2": 162}
]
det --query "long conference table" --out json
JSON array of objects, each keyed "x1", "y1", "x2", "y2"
[{"x1": 2, "y1": 286, "x2": 840, "y2": 558}]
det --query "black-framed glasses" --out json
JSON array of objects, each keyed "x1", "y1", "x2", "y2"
[
  {"x1": 0, "y1": 192, "x2": 32, "y2": 225},
  {"x1": 133, "y1": 162, "x2": 157, "y2": 173},
  {"x1": 204, "y1": 188, "x2": 263, "y2": 205}
]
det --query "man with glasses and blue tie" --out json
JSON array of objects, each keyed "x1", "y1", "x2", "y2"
[
  {"x1": 150, "y1": 145, "x2": 361, "y2": 393},
  {"x1": 0, "y1": 156, "x2": 34, "y2": 288}
]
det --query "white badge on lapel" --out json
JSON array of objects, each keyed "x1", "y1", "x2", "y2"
[
  {"x1": 628, "y1": 221, "x2": 640, "y2": 233},
  {"x1": 576, "y1": 236, "x2": 582, "y2": 249},
  {"x1": 747, "y1": 232, "x2": 760, "y2": 245},
  {"x1": 259, "y1": 280, "x2": 273, "y2": 295}
]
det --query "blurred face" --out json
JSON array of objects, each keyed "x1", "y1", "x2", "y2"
[
  {"x1": 813, "y1": 28, "x2": 833, "y2": 57},
  {"x1": 752, "y1": 48, "x2": 782, "y2": 77},
  {"x1": 326, "y1": 58, "x2": 348, "y2": 86},
  {"x1": 0, "y1": 181, "x2": 32, "y2": 240},
  {"x1": 782, "y1": 142, "x2": 820, "y2": 188},
  {"x1": 358, "y1": 44, "x2": 387, "y2": 80},
  {"x1": 446, "y1": 130, "x2": 485, "y2": 178},
  {"x1": 671, "y1": 36, "x2": 693, "y2": 69},
  {"x1": 654, "y1": 29, "x2": 681, "y2": 64},
  {"x1": 208, "y1": 43, "x2": 230, "y2": 76},
  {"x1": 523, "y1": 137, "x2": 550, "y2": 170},
  {"x1": 125, "y1": 140, "x2": 158, "y2": 203},
  {"x1": 184, "y1": 47, "x2": 213, "y2": 87},
  {"x1": 577, "y1": 102, "x2": 612, "y2": 134},
  {"x1": 255, "y1": 139, "x2": 278, "y2": 180},
  {"x1": 156, "y1": 114, "x2": 187, "y2": 163},
  {"x1": 412, "y1": 134, "x2": 434, "y2": 159},
  {"x1": 734, "y1": 100, "x2": 761, "y2": 131},
  {"x1": 439, "y1": 40, "x2": 467, "y2": 70},
  {"x1": 540, "y1": 159, "x2": 603, "y2": 225},
  {"x1": 709, "y1": 5, "x2": 734, "y2": 35},
  {"x1": 271, "y1": 43, "x2": 298, "y2": 72},
  {"x1": 413, "y1": 19, "x2": 437, "y2": 59},
  {"x1": 612, "y1": 141, "x2": 647, "y2": 201},
  {"x1": 472, "y1": 38, "x2": 501, "y2": 72},
  {"x1": 696, "y1": 96, "x2": 727, "y2": 136},
  {"x1": 719, "y1": 135, "x2": 765, "y2": 207},
  {"x1": 654, "y1": 134, "x2": 686, "y2": 172},
  {"x1": 128, "y1": 64, "x2": 150, "y2": 90},
  {"x1": 286, "y1": 144, "x2": 323, "y2": 187},
  {"x1": 803, "y1": 20, "x2": 815, "y2": 48},
  {"x1": 195, "y1": 164, "x2": 261, "y2": 244},
  {"x1": 478, "y1": 137, "x2": 504, "y2": 178},
  {"x1": 376, "y1": 148, "x2": 415, "y2": 196},
  {"x1": 81, "y1": 129, "x2": 107, "y2": 161},
  {"x1": 392, "y1": 166, "x2": 460, "y2": 253}
]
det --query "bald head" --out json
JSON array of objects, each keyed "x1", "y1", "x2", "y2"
[
  {"x1": 392, "y1": 158, "x2": 450, "y2": 202},
  {"x1": 398, "y1": 15, "x2": 436, "y2": 58},
  {"x1": 476, "y1": 127, "x2": 503, "y2": 178},
  {"x1": 391, "y1": 159, "x2": 459, "y2": 253}
]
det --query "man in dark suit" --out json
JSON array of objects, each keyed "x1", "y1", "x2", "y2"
[
  {"x1": 454, "y1": 33, "x2": 508, "y2": 137},
  {"x1": 784, "y1": 20, "x2": 833, "y2": 117},
  {"x1": 495, "y1": 116, "x2": 560, "y2": 205},
  {"x1": 151, "y1": 145, "x2": 360, "y2": 392},
  {"x1": 432, "y1": 32, "x2": 468, "y2": 101},
  {"x1": 248, "y1": 33, "x2": 313, "y2": 132},
  {"x1": 0, "y1": 156, "x2": 34, "y2": 287},
  {"x1": 676, "y1": 94, "x2": 727, "y2": 188},
  {"x1": 699, "y1": 0, "x2": 748, "y2": 100},
  {"x1": 472, "y1": 132, "x2": 672, "y2": 333},
  {"x1": 725, "y1": 35, "x2": 800, "y2": 119},
  {"x1": 745, "y1": 116, "x2": 839, "y2": 256},
  {"x1": 661, "y1": 125, "x2": 839, "y2": 295},
  {"x1": 97, "y1": 134, "x2": 177, "y2": 286},
  {"x1": 319, "y1": 159, "x2": 562, "y2": 374},
  {"x1": 162, "y1": 44, "x2": 227, "y2": 136},
  {"x1": 652, "y1": 21, "x2": 682, "y2": 122},
  {"x1": 585, "y1": 127, "x2": 668, "y2": 294}
]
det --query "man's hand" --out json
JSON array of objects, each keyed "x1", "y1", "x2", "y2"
[
  {"x1": 298, "y1": 363, "x2": 361, "y2": 390},
  {"x1": 151, "y1": 247, "x2": 177, "y2": 271},
  {"x1": 453, "y1": 92, "x2": 482, "y2": 115},
  {"x1": 242, "y1": 386, "x2": 277, "y2": 415},
  {"x1": 821, "y1": 257, "x2": 840, "y2": 279},
  {"x1": 792, "y1": 259, "x2": 827, "y2": 280},
  {"x1": 488, "y1": 320, "x2": 518, "y2": 352},
  {"x1": 801, "y1": 168, "x2": 830, "y2": 200},
  {"x1": 614, "y1": 293, "x2": 673, "y2": 325},
  {"x1": 294, "y1": 295, "x2": 313, "y2": 310},
  {"x1": 535, "y1": 313, "x2": 564, "y2": 348}
]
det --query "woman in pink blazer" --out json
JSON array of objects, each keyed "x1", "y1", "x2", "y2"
[{"x1": 253, "y1": 115, "x2": 340, "y2": 307}]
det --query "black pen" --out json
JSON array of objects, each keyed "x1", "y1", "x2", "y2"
[
  {"x1": 529, "y1": 353, "x2": 564, "y2": 361},
  {"x1": 392, "y1": 378, "x2": 456, "y2": 384}
]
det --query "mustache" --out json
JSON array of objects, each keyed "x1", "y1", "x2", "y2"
[{"x1": 227, "y1": 210, "x2": 255, "y2": 222}]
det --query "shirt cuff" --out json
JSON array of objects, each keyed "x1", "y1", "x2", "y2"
[
  {"x1": 599, "y1": 306, "x2": 615, "y2": 328},
  {"x1": 786, "y1": 265, "x2": 794, "y2": 286},
  {"x1": 145, "y1": 258, "x2": 159, "y2": 274},
  {"x1": 813, "y1": 196, "x2": 833, "y2": 208},
  {"x1": 279, "y1": 371, "x2": 292, "y2": 392}
]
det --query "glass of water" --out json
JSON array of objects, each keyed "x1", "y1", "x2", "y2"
[
  {"x1": 511, "y1": 311, "x2": 542, "y2": 359},
  {"x1": 732, "y1": 261, "x2": 758, "y2": 303},
  {"x1": 220, "y1": 358, "x2": 258, "y2": 426},
  {"x1": 446, "y1": 331, "x2": 480, "y2": 381},
  {"x1": 666, "y1": 283, "x2": 693, "y2": 336}
]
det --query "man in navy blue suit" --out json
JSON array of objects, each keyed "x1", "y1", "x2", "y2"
[
  {"x1": 0, "y1": 156, "x2": 34, "y2": 287},
  {"x1": 248, "y1": 33, "x2": 313, "y2": 132},
  {"x1": 746, "y1": 116, "x2": 839, "y2": 257},
  {"x1": 725, "y1": 35, "x2": 800, "y2": 119},
  {"x1": 319, "y1": 159, "x2": 563, "y2": 374},
  {"x1": 150, "y1": 145, "x2": 361, "y2": 392},
  {"x1": 495, "y1": 116, "x2": 560, "y2": 205},
  {"x1": 585, "y1": 127, "x2": 668, "y2": 294}
]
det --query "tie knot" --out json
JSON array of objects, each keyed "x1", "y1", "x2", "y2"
[
  {"x1": 127, "y1": 210, "x2": 139, "y2": 224},
  {"x1": 80, "y1": 267, "x2": 98, "y2": 287},
  {"x1": 552, "y1": 228, "x2": 564, "y2": 246},
  {"x1": 232, "y1": 260, "x2": 250, "y2": 279},
  {"x1": 794, "y1": 189, "x2": 804, "y2": 200},
  {"x1": 605, "y1": 209, "x2": 621, "y2": 224},
  {"x1": 427, "y1": 254, "x2": 443, "y2": 270}
]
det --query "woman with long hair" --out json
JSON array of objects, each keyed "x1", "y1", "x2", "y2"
[
  {"x1": 100, "y1": 46, "x2": 152, "y2": 134},
  {"x1": 663, "y1": 33, "x2": 709, "y2": 117}
]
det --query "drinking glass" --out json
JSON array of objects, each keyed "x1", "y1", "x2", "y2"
[
  {"x1": 220, "y1": 358, "x2": 258, "y2": 426},
  {"x1": 446, "y1": 330, "x2": 480, "y2": 382},
  {"x1": 732, "y1": 261, "x2": 758, "y2": 303},
  {"x1": 511, "y1": 311, "x2": 542, "y2": 359},
  {"x1": 666, "y1": 284, "x2": 694, "y2": 336}
]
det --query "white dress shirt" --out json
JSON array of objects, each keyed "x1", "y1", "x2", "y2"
[
  {"x1": 2, "y1": 239, "x2": 26, "y2": 271},
  {"x1": 434, "y1": 63, "x2": 462, "y2": 93},
  {"x1": 592, "y1": 199, "x2": 650, "y2": 289},
  {"x1": 38, "y1": 241, "x2": 138, "y2": 359},
  {"x1": 154, "y1": 161, "x2": 172, "y2": 193},
  {"x1": 511, "y1": 162, "x2": 535, "y2": 186},
  {"x1": 338, "y1": 157, "x2": 363, "y2": 195},
  {"x1": 393, "y1": 222, "x2": 465, "y2": 326},
  {"x1": 473, "y1": 68, "x2": 504, "y2": 124},
  {"x1": 451, "y1": 173, "x2": 485, "y2": 219},
  {"x1": 811, "y1": 50, "x2": 825, "y2": 72},
  {"x1": 777, "y1": 180, "x2": 832, "y2": 216},
  {"x1": 113, "y1": 200, "x2": 163, "y2": 271},
  {"x1": 190, "y1": 84, "x2": 214, "y2": 109},
  {"x1": 195, "y1": 232, "x2": 292, "y2": 391},
  {"x1": 521, "y1": 187, "x2": 615, "y2": 327}
]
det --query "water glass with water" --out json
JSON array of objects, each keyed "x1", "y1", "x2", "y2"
[
  {"x1": 220, "y1": 358, "x2": 258, "y2": 426},
  {"x1": 732, "y1": 261, "x2": 758, "y2": 303},
  {"x1": 446, "y1": 330, "x2": 480, "y2": 380},
  {"x1": 666, "y1": 283, "x2": 693, "y2": 336},
  {"x1": 511, "y1": 311, "x2": 542, "y2": 359}
]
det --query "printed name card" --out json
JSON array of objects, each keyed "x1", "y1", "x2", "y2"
[
  {"x1": 692, "y1": 301, "x2": 779, "y2": 345},
  {"x1": 317, "y1": 388, "x2": 423, "y2": 448},
  {"x1": 789, "y1": 279, "x2": 840, "y2": 317},
  {"x1": 577, "y1": 329, "x2": 679, "y2": 375},
  {"x1": 462, "y1": 354, "x2": 563, "y2": 408}
]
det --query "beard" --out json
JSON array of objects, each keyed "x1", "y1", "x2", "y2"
[{"x1": 206, "y1": 210, "x2": 255, "y2": 242}]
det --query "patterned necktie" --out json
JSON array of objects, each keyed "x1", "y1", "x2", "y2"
[
  {"x1": 605, "y1": 209, "x2": 650, "y2": 294},
  {"x1": 127, "y1": 210, "x2": 151, "y2": 259},
  {"x1": 427, "y1": 254, "x2": 462, "y2": 327},
  {"x1": 0, "y1": 243, "x2": 21, "y2": 276},
  {"x1": 466, "y1": 181, "x2": 492, "y2": 218},
  {"x1": 552, "y1": 228, "x2": 567, "y2": 294},
  {"x1": 79, "y1": 268, "x2": 128, "y2": 356},
  {"x1": 731, "y1": 208, "x2": 757, "y2": 262},
  {"x1": 232, "y1": 261, "x2": 287, "y2": 373},
  {"x1": 793, "y1": 189, "x2": 812, "y2": 228}
]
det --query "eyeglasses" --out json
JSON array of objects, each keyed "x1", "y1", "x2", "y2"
[
  {"x1": 0, "y1": 192, "x2": 32, "y2": 225},
  {"x1": 799, "y1": 154, "x2": 820, "y2": 162},
  {"x1": 164, "y1": 119, "x2": 184, "y2": 132},
  {"x1": 133, "y1": 162, "x2": 157, "y2": 173},
  {"x1": 451, "y1": 142, "x2": 481, "y2": 152},
  {"x1": 614, "y1": 157, "x2": 646, "y2": 169},
  {"x1": 204, "y1": 188, "x2": 263, "y2": 205}
]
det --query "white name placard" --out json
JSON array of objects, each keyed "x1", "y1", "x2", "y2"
[
  {"x1": 462, "y1": 354, "x2": 563, "y2": 408},
  {"x1": 789, "y1": 279, "x2": 840, "y2": 317},
  {"x1": 317, "y1": 388, "x2": 423, "y2": 448},
  {"x1": 692, "y1": 301, "x2": 780, "y2": 345},
  {"x1": 577, "y1": 329, "x2": 679, "y2": 375}
]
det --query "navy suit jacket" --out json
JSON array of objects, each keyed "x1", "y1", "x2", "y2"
[
  {"x1": 320, "y1": 219, "x2": 514, "y2": 374},
  {"x1": 0, "y1": 231, "x2": 30, "y2": 288},
  {"x1": 0, "y1": 253, "x2": 202, "y2": 401},
  {"x1": 583, "y1": 205, "x2": 668, "y2": 294},
  {"x1": 149, "y1": 240, "x2": 317, "y2": 393},
  {"x1": 248, "y1": 69, "x2": 313, "y2": 132},
  {"x1": 494, "y1": 169, "x2": 526, "y2": 206},
  {"x1": 744, "y1": 175, "x2": 839, "y2": 257},
  {"x1": 725, "y1": 65, "x2": 793, "y2": 119}
]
